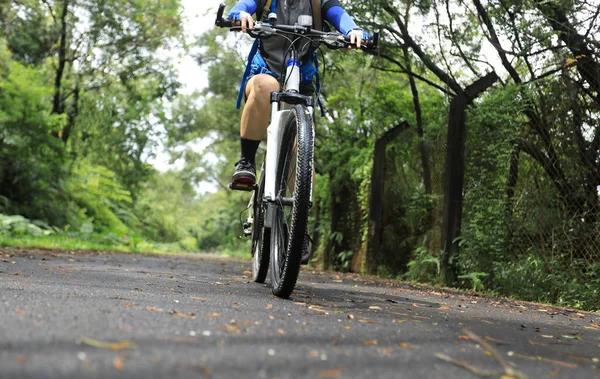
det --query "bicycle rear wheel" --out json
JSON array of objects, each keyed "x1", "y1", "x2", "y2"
[
  {"x1": 251, "y1": 167, "x2": 270, "y2": 283},
  {"x1": 270, "y1": 104, "x2": 313, "y2": 298}
]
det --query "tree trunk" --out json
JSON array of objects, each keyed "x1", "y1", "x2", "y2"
[
  {"x1": 53, "y1": 0, "x2": 69, "y2": 117},
  {"x1": 365, "y1": 122, "x2": 409, "y2": 275}
]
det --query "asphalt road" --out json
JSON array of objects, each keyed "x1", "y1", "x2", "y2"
[{"x1": 1, "y1": 248, "x2": 599, "y2": 379}]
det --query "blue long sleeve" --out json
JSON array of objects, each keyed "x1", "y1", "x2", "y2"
[
  {"x1": 325, "y1": 5, "x2": 358, "y2": 35},
  {"x1": 228, "y1": 0, "x2": 258, "y2": 19}
]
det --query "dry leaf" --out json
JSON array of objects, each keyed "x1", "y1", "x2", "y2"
[
  {"x1": 277, "y1": 329, "x2": 286, "y2": 336},
  {"x1": 266, "y1": 304, "x2": 273, "y2": 310},
  {"x1": 319, "y1": 368, "x2": 343, "y2": 378},
  {"x1": 440, "y1": 306, "x2": 451, "y2": 311},
  {"x1": 80, "y1": 337, "x2": 137, "y2": 351},
  {"x1": 458, "y1": 335, "x2": 471, "y2": 340},
  {"x1": 146, "y1": 306, "x2": 164, "y2": 312},
  {"x1": 191, "y1": 297, "x2": 211, "y2": 302},
  {"x1": 113, "y1": 357, "x2": 124, "y2": 371},
  {"x1": 223, "y1": 324, "x2": 239, "y2": 333},
  {"x1": 398, "y1": 342, "x2": 409, "y2": 348},
  {"x1": 363, "y1": 340, "x2": 378, "y2": 346},
  {"x1": 528, "y1": 340, "x2": 546, "y2": 346},
  {"x1": 358, "y1": 319, "x2": 376, "y2": 324},
  {"x1": 15, "y1": 309, "x2": 26, "y2": 316},
  {"x1": 206, "y1": 313, "x2": 221, "y2": 318},
  {"x1": 124, "y1": 302, "x2": 133, "y2": 309},
  {"x1": 172, "y1": 311, "x2": 196, "y2": 320},
  {"x1": 344, "y1": 326, "x2": 352, "y2": 330},
  {"x1": 377, "y1": 348, "x2": 394, "y2": 356},
  {"x1": 394, "y1": 319, "x2": 406, "y2": 323},
  {"x1": 15, "y1": 355, "x2": 28, "y2": 364},
  {"x1": 369, "y1": 306, "x2": 382, "y2": 311},
  {"x1": 347, "y1": 314, "x2": 355, "y2": 320}
]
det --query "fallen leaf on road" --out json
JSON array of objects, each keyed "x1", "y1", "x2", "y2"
[
  {"x1": 319, "y1": 368, "x2": 343, "y2": 378},
  {"x1": 277, "y1": 329, "x2": 286, "y2": 336},
  {"x1": 458, "y1": 335, "x2": 471, "y2": 340},
  {"x1": 377, "y1": 348, "x2": 394, "y2": 356},
  {"x1": 528, "y1": 340, "x2": 546, "y2": 346},
  {"x1": 80, "y1": 337, "x2": 137, "y2": 351},
  {"x1": 358, "y1": 319, "x2": 376, "y2": 324},
  {"x1": 206, "y1": 313, "x2": 221, "y2": 318},
  {"x1": 347, "y1": 314, "x2": 354, "y2": 320},
  {"x1": 15, "y1": 309, "x2": 26, "y2": 316},
  {"x1": 191, "y1": 297, "x2": 211, "y2": 302},
  {"x1": 15, "y1": 355, "x2": 28, "y2": 364},
  {"x1": 266, "y1": 304, "x2": 273, "y2": 310},
  {"x1": 171, "y1": 311, "x2": 196, "y2": 319},
  {"x1": 113, "y1": 357, "x2": 124, "y2": 371},
  {"x1": 398, "y1": 342, "x2": 409, "y2": 348},
  {"x1": 369, "y1": 306, "x2": 382, "y2": 311},
  {"x1": 363, "y1": 340, "x2": 377, "y2": 346},
  {"x1": 223, "y1": 324, "x2": 239, "y2": 333},
  {"x1": 124, "y1": 302, "x2": 133, "y2": 308},
  {"x1": 440, "y1": 306, "x2": 451, "y2": 311},
  {"x1": 540, "y1": 335, "x2": 554, "y2": 339},
  {"x1": 344, "y1": 326, "x2": 352, "y2": 330},
  {"x1": 146, "y1": 306, "x2": 164, "y2": 312},
  {"x1": 393, "y1": 319, "x2": 406, "y2": 323}
]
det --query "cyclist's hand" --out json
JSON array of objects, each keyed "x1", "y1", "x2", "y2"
[
  {"x1": 347, "y1": 29, "x2": 365, "y2": 49},
  {"x1": 231, "y1": 11, "x2": 254, "y2": 33}
]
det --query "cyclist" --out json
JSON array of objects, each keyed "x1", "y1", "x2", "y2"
[{"x1": 229, "y1": 0, "x2": 367, "y2": 187}]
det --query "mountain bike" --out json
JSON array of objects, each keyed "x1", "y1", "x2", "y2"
[{"x1": 215, "y1": 4, "x2": 377, "y2": 298}]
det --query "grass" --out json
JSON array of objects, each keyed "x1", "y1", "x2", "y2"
[{"x1": 0, "y1": 234, "x2": 252, "y2": 260}]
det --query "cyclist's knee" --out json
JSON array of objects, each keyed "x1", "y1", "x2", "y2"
[{"x1": 249, "y1": 75, "x2": 279, "y2": 98}]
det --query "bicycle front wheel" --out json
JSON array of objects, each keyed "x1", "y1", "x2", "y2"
[
  {"x1": 251, "y1": 167, "x2": 270, "y2": 283},
  {"x1": 270, "y1": 104, "x2": 313, "y2": 298}
]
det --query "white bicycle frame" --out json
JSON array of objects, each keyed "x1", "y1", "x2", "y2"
[{"x1": 248, "y1": 54, "x2": 314, "y2": 231}]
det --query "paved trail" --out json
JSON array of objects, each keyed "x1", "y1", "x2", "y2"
[{"x1": 0, "y1": 248, "x2": 599, "y2": 378}]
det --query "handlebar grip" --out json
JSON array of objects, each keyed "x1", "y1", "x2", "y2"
[
  {"x1": 215, "y1": 3, "x2": 233, "y2": 27},
  {"x1": 343, "y1": 32, "x2": 379, "y2": 51}
]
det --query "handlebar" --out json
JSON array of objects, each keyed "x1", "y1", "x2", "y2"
[{"x1": 214, "y1": 3, "x2": 378, "y2": 51}]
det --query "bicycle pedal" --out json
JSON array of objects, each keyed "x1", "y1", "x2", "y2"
[{"x1": 229, "y1": 182, "x2": 256, "y2": 192}]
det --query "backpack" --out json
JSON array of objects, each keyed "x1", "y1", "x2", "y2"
[
  {"x1": 236, "y1": 0, "x2": 323, "y2": 110},
  {"x1": 257, "y1": 0, "x2": 322, "y2": 30}
]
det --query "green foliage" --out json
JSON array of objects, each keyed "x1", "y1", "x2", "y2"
[
  {"x1": 0, "y1": 214, "x2": 54, "y2": 237},
  {"x1": 405, "y1": 243, "x2": 440, "y2": 284},
  {"x1": 458, "y1": 272, "x2": 489, "y2": 292}
]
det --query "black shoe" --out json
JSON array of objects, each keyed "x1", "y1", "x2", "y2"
[
  {"x1": 301, "y1": 233, "x2": 312, "y2": 265},
  {"x1": 231, "y1": 159, "x2": 256, "y2": 187}
]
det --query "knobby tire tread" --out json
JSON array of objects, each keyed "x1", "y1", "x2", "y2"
[
  {"x1": 270, "y1": 105, "x2": 313, "y2": 298},
  {"x1": 252, "y1": 167, "x2": 270, "y2": 283}
]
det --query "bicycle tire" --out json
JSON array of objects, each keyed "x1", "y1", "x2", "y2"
[
  {"x1": 251, "y1": 167, "x2": 270, "y2": 283},
  {"x1": 270, "y1": 104, "x2": 313, "y2": 298}
]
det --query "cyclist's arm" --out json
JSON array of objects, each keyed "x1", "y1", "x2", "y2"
[
  {"x1": 324, "y1": 2, "x2": 368, "y2": 47},
  {"x1": 228, "y1": 0, "x2": 260, "y2": 19},
  {"x1": 323, "y1": 3, "x2": 359, "y2": 36}
]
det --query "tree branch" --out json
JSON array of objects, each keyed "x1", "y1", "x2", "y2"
[{"x1": 382, "y1": 4, "x2": 463, "y2": 95}]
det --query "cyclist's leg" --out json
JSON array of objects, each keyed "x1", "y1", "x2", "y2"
[
  {"x1": 241, "y1": 74, "x2": 279, "y2": 140},
  {"x1": 232, "y1": 74, "x2": 280, "y2": 186}
]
